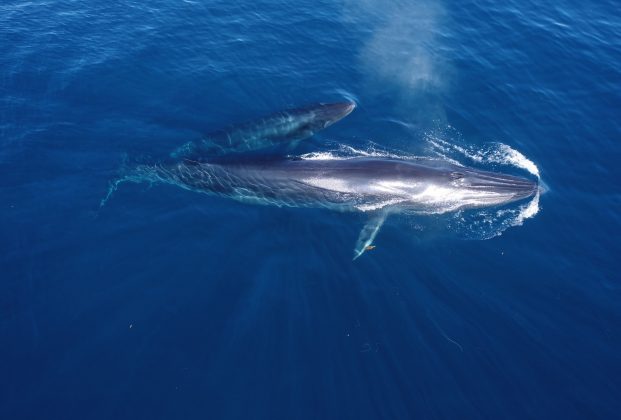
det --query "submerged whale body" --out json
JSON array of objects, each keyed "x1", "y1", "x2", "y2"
[{"x1": 107, "y1": 101, "x2": 539, "y2": 259}]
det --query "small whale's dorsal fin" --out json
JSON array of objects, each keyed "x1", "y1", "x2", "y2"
[{"x1": 353, "y1": 211, "x2": 389, "y2": 260}]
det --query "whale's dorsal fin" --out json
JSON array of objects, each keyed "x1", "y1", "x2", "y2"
[{"x1": 353, "y1": 211, "x2": 389, "y2": 260}]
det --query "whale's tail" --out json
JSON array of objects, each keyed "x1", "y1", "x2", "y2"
[{"x1": 100, "y1": 155, "x2": 164, "y2": 208}]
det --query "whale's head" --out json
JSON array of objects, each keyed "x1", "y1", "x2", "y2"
[
  {"x1": 441, "y1": 167, "x2": 539, "y2": 209},
  {"x1": 293, "y1": 101, "x2": 356, "y2": 133},
  {"x1": 314, "y1": 101, "x2": 356, "y2": 128},
  {"x1": 358, "y1": 159, "x2": 539, "y2": 213}
]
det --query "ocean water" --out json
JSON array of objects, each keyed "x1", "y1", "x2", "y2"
[{"x1": 2, "y1": 0, "x2": 620, "y2": 418}]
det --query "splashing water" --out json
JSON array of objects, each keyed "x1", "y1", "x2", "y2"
[
  {"x1": 300, "y1": 143, "x2": 422, "y2": 161},
  {"x1": 424, "y1": 133, "x2": 542, "y2": 239},
  {"x1": 426, "y1": 135, "x2": 540, "y2": 179}
]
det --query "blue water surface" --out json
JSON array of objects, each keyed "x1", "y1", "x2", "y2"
[{"x1": 2, "y1": 0, "x2": 621, "y2": 418}]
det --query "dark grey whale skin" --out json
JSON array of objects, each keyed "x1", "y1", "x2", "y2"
[
  {"x1": 171, "y1": 102, "x2": 357, "y2": 160},
  {"x1": 141, "y1": 156, "x2": 538, "y2": 214}
]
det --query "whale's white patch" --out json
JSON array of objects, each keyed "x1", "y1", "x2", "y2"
[
  {"x1": 370, "y1": 180, "x2": 412, "y2": 194},
  {"x1": 301, "y1": 177, "x2": 354, "y2": 193}
]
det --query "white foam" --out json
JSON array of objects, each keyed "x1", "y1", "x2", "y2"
[
  {"x1": 497, "y1": 144, "x2": 540, "y2": 179},
  {"x1": 339, "y1": 144, "x2": 412, "y2": 159},
  {"x1": 510, "y1": 189, "x2": 540, "y2": 226},
  {"x1": 298, "y1": 152, "x2": 343, "y2": 161},
  {"x1": 299, "y1": 144, "x2": 417, "y2": 161},
  {"x1": 427, "y1": 137, "x2": 540, "y2": 179}
]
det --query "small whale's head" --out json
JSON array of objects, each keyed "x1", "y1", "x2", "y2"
[{"x1": 304, "y1": 101, "x2": 357, "y2": 131}]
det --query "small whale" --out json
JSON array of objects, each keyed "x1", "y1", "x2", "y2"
[{"x1": 172, "y1": 101, "x2": 356, "y2": 160}]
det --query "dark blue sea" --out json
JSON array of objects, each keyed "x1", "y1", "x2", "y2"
[{"x1": 2, "y1": 0, "x2": 621, "y2": 418}]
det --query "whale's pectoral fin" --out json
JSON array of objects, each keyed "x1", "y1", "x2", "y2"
[{"x1": 353, "y1": 212, "x2": 389, "y2": 260}]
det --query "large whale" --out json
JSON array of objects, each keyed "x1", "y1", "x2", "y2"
[
  {"x1": 106, "y1": 100, "x2": 538, "y2": 258},
  {"x1": 171, "y1": 102, "x2": 356, "y2": 160},
  {"x1": 112, "y1": 155, "x2": 538, "y2": 259}
]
